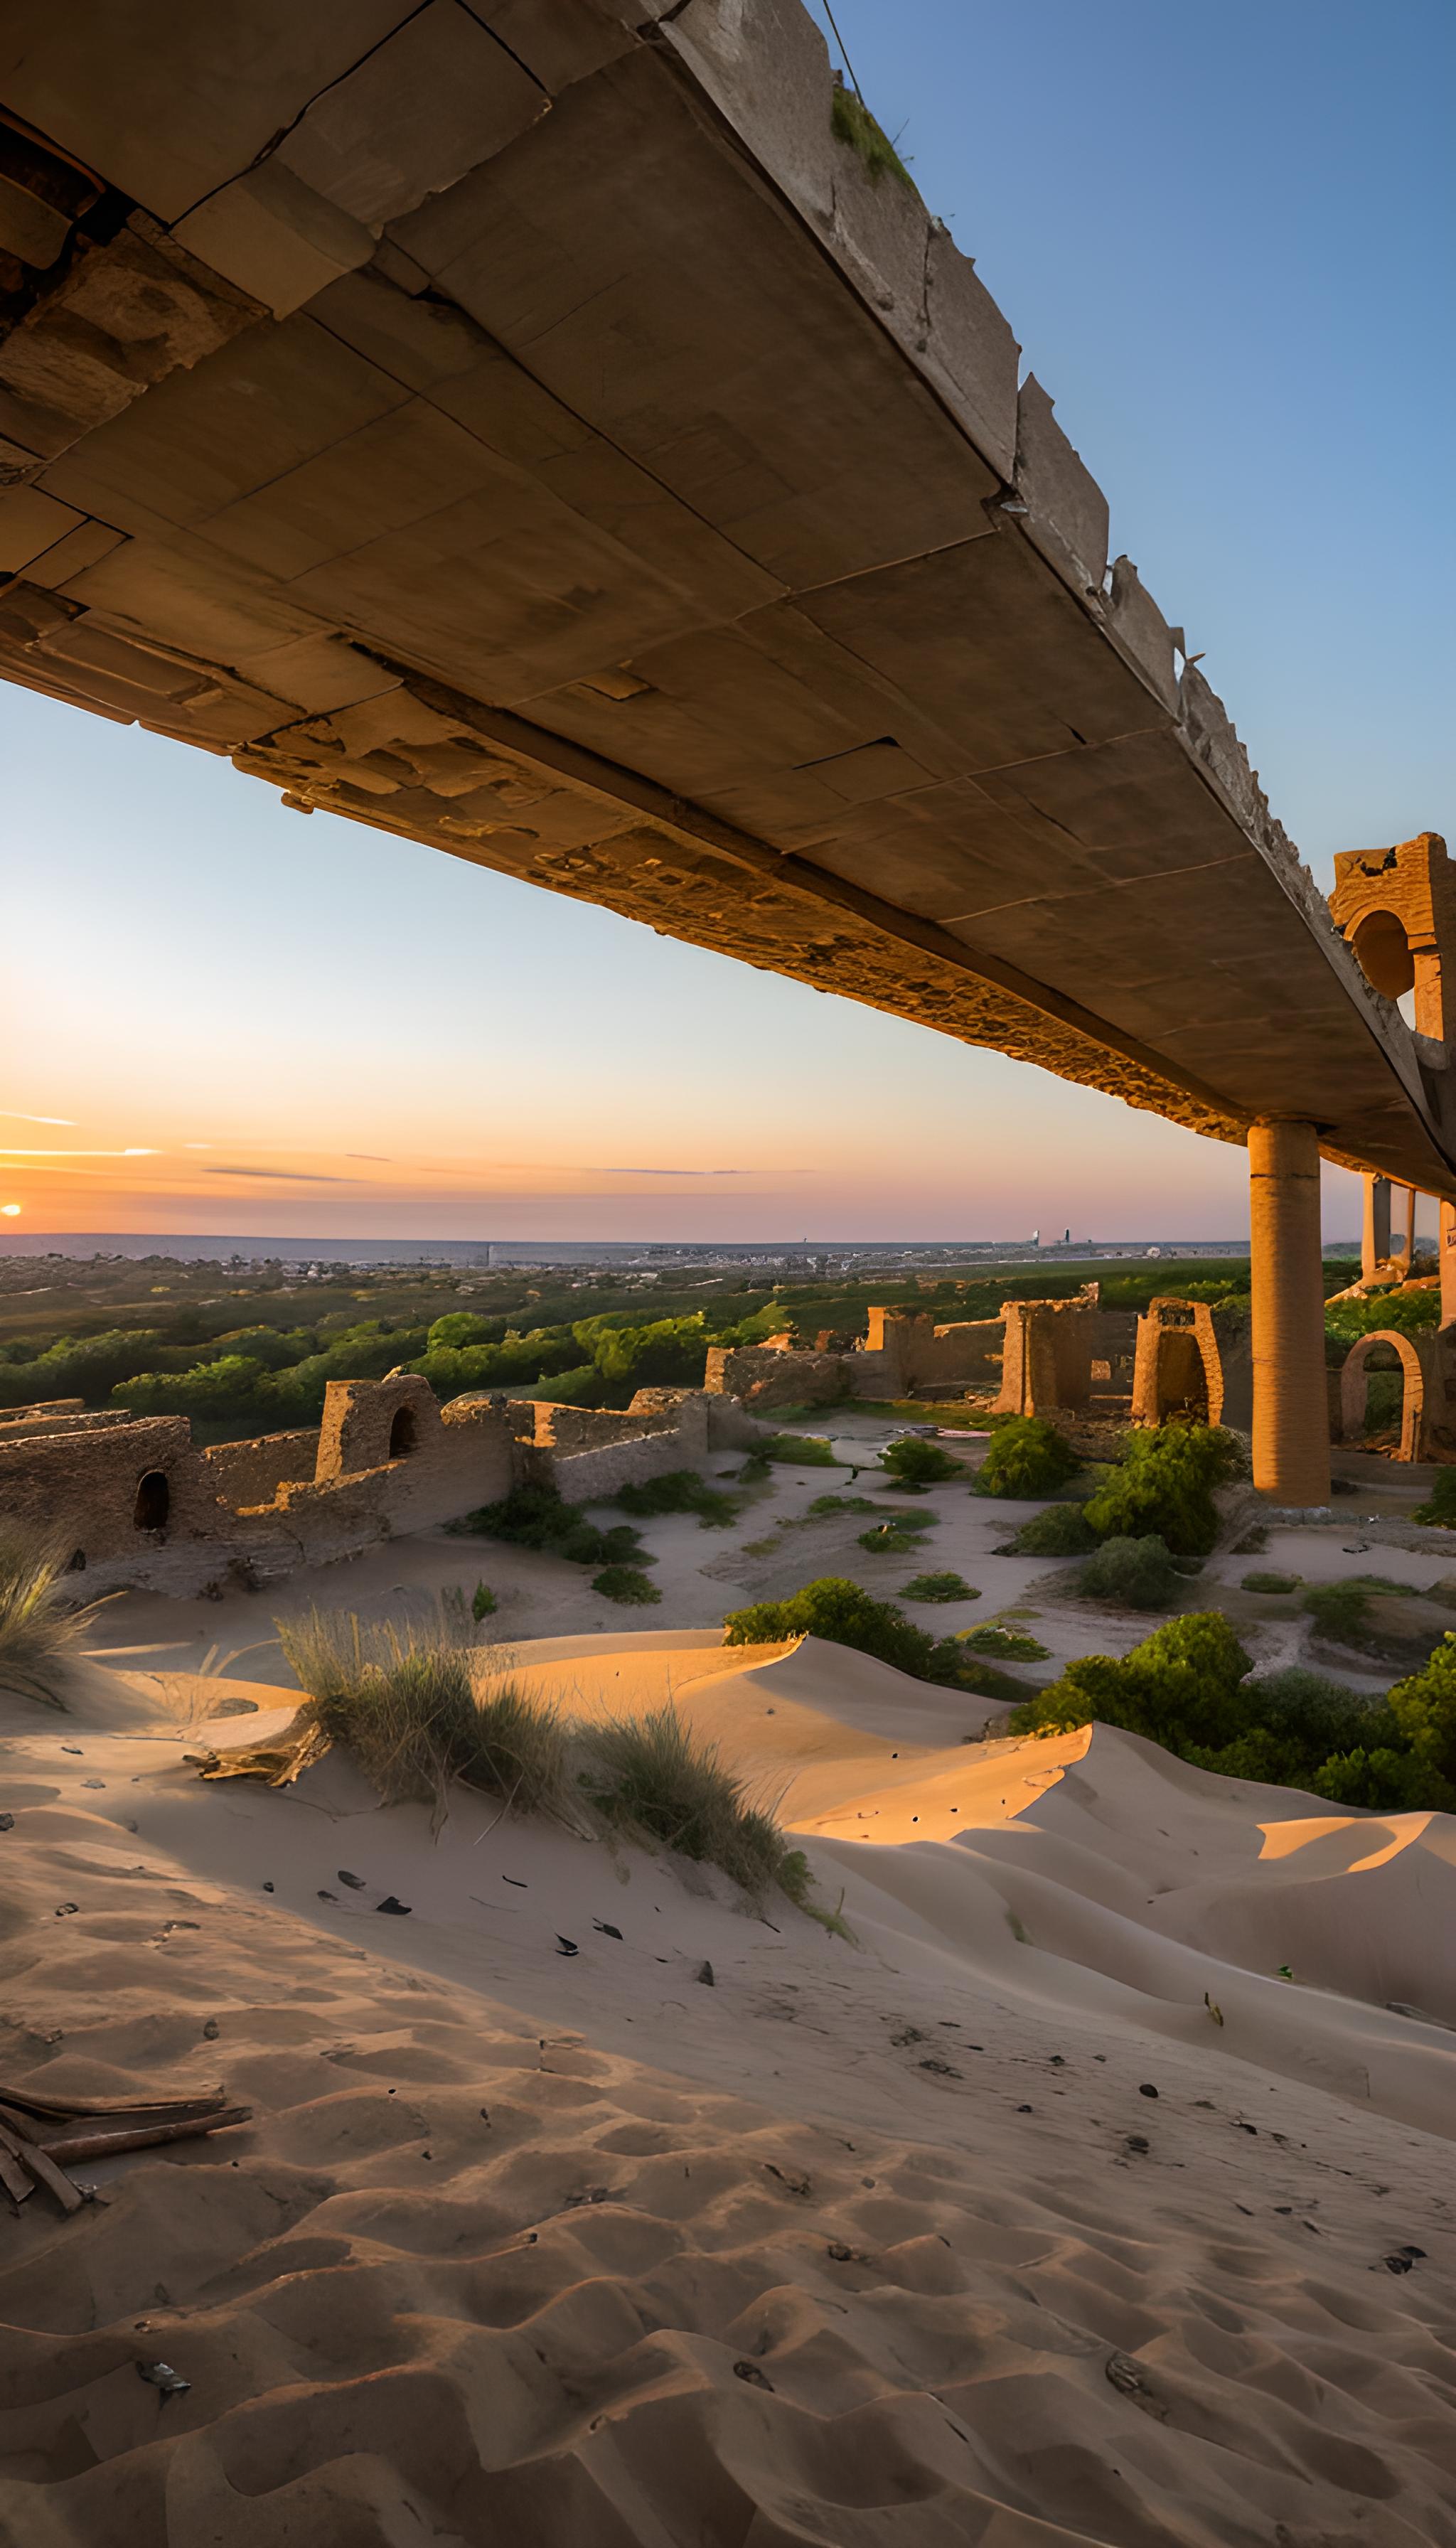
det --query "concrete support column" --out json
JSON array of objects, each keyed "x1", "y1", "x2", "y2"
[
  {"x1": 1361, "y1": 1174, "x2": 1391, "y2": 1278},
  {"x1": 1441, "y1": 1201, "x2": 1456, "y2": 1329},
  {"x1": 1248, "y1": 1120, "x2": 1330, "y2": 1505},
  {"x1": 1397, "y1": 1184, "x2": 1418, "y2": 1268}
]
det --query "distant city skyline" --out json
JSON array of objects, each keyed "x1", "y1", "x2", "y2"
[{"x1": 4, "y1": 0, "x2": 1450, "y2": 1246}]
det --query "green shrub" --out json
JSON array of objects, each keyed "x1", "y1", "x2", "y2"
[
  {"x1": 592, "y1": 1565, "x2": 662, "y2": 1605},
  {"x1": 899, "y1": 1571, "x2": 979, "y2": 1603},
  {"x1": 471, "y1": 1582, "x2": 497, "y2": 1622},
  {"x1": 1076, "y1": 1534, "x2": 1179, "y2": 1611},
  {"x1": 451, "y1": 1484, "x2": 646, "y2": 1569},
  {"x1": 614, "y1": 1470, "x2": 739, "y2": 1527},
  {"x1": 881, "y1": 1435, "x2": 963, "y2": 1487},
  {"x1": 962, "y1": 1624, "x2": 1050, "y2": 1661},
  {"x1": 754, "y1": 1433, "x2": 840, "y2": 1467},
  {"x1": 857, "y1": 1521, "x2": 931, "y2": 1556},
  {"x1": 1413, "y1": 1468, "x2": 1456, "y2": 1527},
  {"x1": 0, "y1": 1529, "x2": 100, "y2": 1708},
  {"x1": 1082, "y1": 1423, "x2": 1242, "y2": 1557},
  {"x1": 975, "y1": 1418, "x2": 1081, "y2": 1500},
  {"x1": 1242, "y1": 1570, "x2": 1300, "y2": 1594},
  {"x1": 805, "y1": 1494, "x2": 882, "y2": 1517},
  {"x1": 1302, "y1": 1579, "x2": 1373, "y2": 1647},
  {"x1": 1005, "y1": 1501, "x2": 1099, "y2": 1557},
  {"x1": 1007, "y1": 1614, "x2": 1454, "y2": 1810},
  {"x1": 724, "y1": 1577, "x2": 935, "y2": 1678}
]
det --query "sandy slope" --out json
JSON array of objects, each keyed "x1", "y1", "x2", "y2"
[{"x1": 3, "y1": 1635, "x2": 1456, "y2": 2544}]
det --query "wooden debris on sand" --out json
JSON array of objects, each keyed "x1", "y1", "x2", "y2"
[{"x1": 0, "y1": 2084, "x2": 252, "y2": 2214}]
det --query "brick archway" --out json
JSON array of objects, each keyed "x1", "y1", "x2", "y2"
[{"x1": 1339, "y1": 1329, "x2": 1425, "y2": 1462}]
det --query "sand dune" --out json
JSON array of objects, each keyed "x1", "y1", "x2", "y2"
[{"x1": 3, "y1": 1632, "x2": 1456, "y2": 2542}]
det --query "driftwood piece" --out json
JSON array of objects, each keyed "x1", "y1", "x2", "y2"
[
  {"x1": 186, "y1": 1713, "x2": 330, "y2": 1787},
  {"x1": 0, "y1": 2082, "x2": 252, "y2": 2214}
]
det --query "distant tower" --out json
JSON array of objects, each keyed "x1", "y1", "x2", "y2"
[
  {"x1": 1031, "y1": 1228, "x2": 1040, "y2": 1248},
  {"x1": 1064, "y1": 1227, "x2": 1071, "y2": 1244}
]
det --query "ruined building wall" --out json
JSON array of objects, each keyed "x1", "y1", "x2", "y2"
[
  {"x1": 995, "y1": 1300, "x2": 1095, "y2": 1415},
  {"x1": 703, "y1": 1345, "x2": 849, "y2": 1410},
  {"x1": 201, "y1": 1430, "x2": 322, "y2": 1506}
]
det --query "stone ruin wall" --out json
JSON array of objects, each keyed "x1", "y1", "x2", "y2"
[{"x1": 0, "y1": 1376, "x2": 761, "y2": 1596}]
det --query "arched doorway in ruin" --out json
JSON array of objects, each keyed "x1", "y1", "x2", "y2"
[
  {"x1": 387, "y1": 1406, "x2": 417, "y2": 1460},
  {"x1": 1131, "y1": 1301, "x2": 1225, "y2": 1428},
  {"x1": 1339, "y1": 1329, "x2": 1425, "y2": 1461},
  {"x1": 133, "y1": 1470, "x2": 171, "y2": 1531}
]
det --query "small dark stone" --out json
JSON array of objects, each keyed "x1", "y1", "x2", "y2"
[
  {"x1": 696, "y1": 1960, "x2": 714, "y2": 1986},
  {"x1": 1017, "y1": 2104, "x2": 1033, "y2": 2114},
  {"x1": 376, "y1": 1895, "x2": 411, "y2": 1915},
  {"x1": 55, "y1": 1902, "x2": 78, "y2": 1917},
  {"x1": 1138, "y1": 2083, "x2": 1159, "y2": 2099},
  {"x1": 1125, "y1": 2134, "x2": 1150, "y2": 2155},
  {"x1": 1384, "y1": 2253, "x2": 1415, "y2": 2274},
  {"x1": 201, "y1": 2020, "x2": 220, "y2": 2042},
  {"x1": 338, "y1": 1870, "x2": 365, "y2": 1890},
  {"x1": 733, "y1": 2360, "x2": 774, "y2": 2389},
  {"x1": 261, "y1": 1881, "x2": 274, "y2": 1893},
  {"x1": 317, "y1": 1890, "x2": 338, "y2": 1903},
  {"x1": 592, "y1": 1920, "x2": 623, "y2": 1939},
  {"x1": 0, "y1": 1814, "x2": 13, "y2": 1831},
  {"x1": 555, "y1": 1935, "x2": 579, "y2": 1956}
]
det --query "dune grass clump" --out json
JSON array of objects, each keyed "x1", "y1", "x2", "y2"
[
  {"x1": 1242, "y1": 1570, "x2": 1300, "y2": 1595},
  {"x1": 277, "y1": 1605, "x2": 569, "y2": 1814},
  {"x1": 899, "y1": 1570, "x2": 979, "y2": 1604},
  {"x1": 1076, "y1": 1533, "x2": 1180, "y2": 1613},
  {"x1": 592, "y1": 1564, "x2": 662, "y2": 1605},
  {"x1": 975, "y1": 1417, "x2": 1081, "y2": 1500},
  {"x1": 582, "y1": 1705, "x2": 796, "y2": 1898},
  {"x1": 614, "y1": 1470, "x2": 740, "y2": 1528},
  {"x1": 0, "y1": 1529, "x2": 100, "y2": 1708}
]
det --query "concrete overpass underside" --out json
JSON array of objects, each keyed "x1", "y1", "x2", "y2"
[{"x1": 0, "y1": 7, "x2": 1452, "y2": 1485}]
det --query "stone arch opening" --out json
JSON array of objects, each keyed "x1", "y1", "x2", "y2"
[
  {"x1": 1152, "y1": 1327, "x2": 1209, "y2": 1420},
  {"x1": 1351, "y1": 908, "x2": 1415, "y2": 1000},
  {"x1": 133, "y1": 1470, "x2": 171, "y2": 1531},
  {"x1": 387, "y1": 1406, "x2": 417, "y2": 1460},
  {"x1": 1339, "y1": 1329, "x2": 1425, "y2": 1462}
]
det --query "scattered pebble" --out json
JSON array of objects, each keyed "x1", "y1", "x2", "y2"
[
  {"x1": 202, "y1": 2020, "x2": 220, "y2": 2041},
  {"x1": 593, "y1": 1920, "x2": 623, "y2": 1940},
  {"x1": 317, "y1": 1890, "x2": 338, "y2": 1904},
  {"x1": 262, "y1": 1881, "x2": 274, "y2": 1893},
  {"x1": 55, "y1": 1902, "x2": 78, "y2": 1917},
  {"x1": 337, "y1": 1870, "x2": 365, "y2": 1890},
  {"x1": 0, "y1": 1814, "x2": 13, "y2": 1832},
  {"x1": 696, "y1": 1960, "x2": 715, "y2": 1986},
  {"x1": 555, "y1": 1935, "x2": 579, "y2": 1956},
  {"x1": 136, "y1": 2361, "x2": 190, "y2": 2399},
  {"x1": 734, "y1": 2360, "x2": 773, "y2": 2390},
  {"x1": 377, "y1": 1896, "x2": 411, "y2": 1916},
  {"x1": 1138, "y1": 2083, "x2": 1159, "y2": 2099}
]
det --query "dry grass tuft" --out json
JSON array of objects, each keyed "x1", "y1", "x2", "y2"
[
  {"x1": 580, "y1": 1705, "x2": 797, "y2": 1902},
  {"x1": 0, "y1": 1529, "x2": 102, "y2": 1708}
]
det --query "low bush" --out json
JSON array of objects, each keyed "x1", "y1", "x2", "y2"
[
  {"x1": 1082, "y1": 1423, "x2": 1242, "y2": 1558},
  {"x1": 1413, "y1": 1469, "x2": 1456, "y2": 1527},
  {"x1": 881, "y1": 1436, "x2": 963, "y2": 1487},
  {"x1": 592, "y1": 1565, "x2": 662, "y2": 1605},
  {"x1": 1302, "y1": 1579, "x2": 1373, "y2": 1647},
  {"x1": 1007, "y1": 1612, "x2": 1456, "y2": 1809},
  {"x1": 724, "y1": 1577, "x2": 936, "y2": 1678},
  {"x1": 805, "y1": 1494, "x2": 882, "y2": 1518},
  {"x1": 1004, "y1": 1501, "x2": 1099, "y2": 1557},
  {"x1": 1076, "y1": 1535, "x2": 1179, "y2": 1611},
  {"x1": 1242, "y1": 1570, "x2": 1300, "y2": 1594},
  {"x1": 754, "y1": 1433, "x2": 840, "y2": 1467},
  {"x1": 975, "y1": 1418, "x2": 1081, "y2": 1500},
  {"x1": 451, "y1": 1484, "x2": 648, "y2": 1569},
  {"x1": 471, "y1": 1581, "x2": 498, "y2": 1621},
  {"x1": 962, "y1": 1624, "x2": 1050, "y2": 1661},
  {"x1": 857, "y1": 1521, "x2": 931, "y2": 1556},
  {"x1": 614, "y1": 1469, "x2": 739, "y2": 1526},
  {"x1": 0, "y1": 1529, "x2": 100, "y2": 1708},
  {"x1": 899, "y1": 1570, "x2": 979, "y2": 1603}
]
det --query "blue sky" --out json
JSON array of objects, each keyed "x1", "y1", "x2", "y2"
[{"x1": 4, "y1": 0, "x2": 1451, "y2": 1243}]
